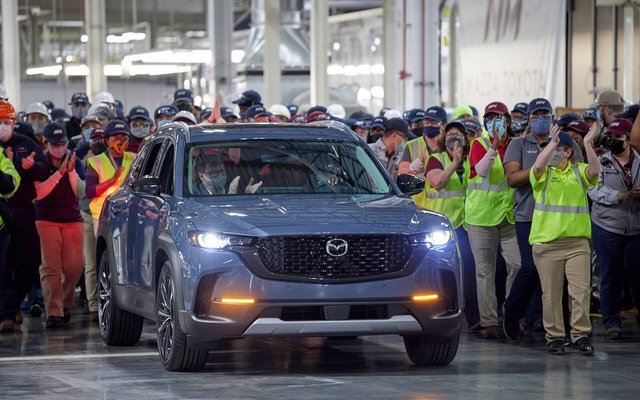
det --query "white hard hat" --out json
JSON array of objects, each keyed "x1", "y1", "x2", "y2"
[
  {"x1": 383, "y1": 108, "x2": 403, "y2": 120},
  {"x1": 93, "y1": 91, "x2": 115, "y2": 105},
  {"x1": 88, "y1": 102, "x2": 116, "y2": 120},
  {"x1": 268, "y1": 104, "x2": 291, "y2": 119},
  {"x1": 0, "y1": 84, "x2": 7, "y2": 100},
  {"x1": 327, "y1": 104, "x2": 346, "y2": 119},
  {"x1": 26, "y1": 102, "x2": 50, "y2": 118},
  {"x1": 172, "y1": 110, "x2": 197, "y2": 125}
]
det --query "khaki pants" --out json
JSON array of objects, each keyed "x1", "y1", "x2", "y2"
[
  {"x1": 533, "y1": 237, "x2": 592, "y2": 343},
  {"x1": 82, "y1": 211, "x2": 98, "y2": 313},
  {"x1": 36, "y1": 220, "x2": 84, "y2": 318},
  {"x1": 468, "y1": 220, "x2": 521, "y2": 326}
]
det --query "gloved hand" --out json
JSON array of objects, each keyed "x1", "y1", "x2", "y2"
[
  {"x1": 244, "y1": 177, "x2": 263, "y2": 194},
  {"x1": 228, "y1": 176, "x2": 240, "y2": 195},
  {"x1": 409, "y1": 157, "x2": 424, "y2": 173}
]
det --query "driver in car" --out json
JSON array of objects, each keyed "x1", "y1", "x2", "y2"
[{"x1": 193, "y1": 154, "x2": 262, "y2": 195}]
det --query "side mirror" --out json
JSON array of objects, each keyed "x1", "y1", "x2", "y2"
[
  {"x1": 131, "y1": 176, "x2": 161, "y2": 197},
  {"x1": 396, "y1": 174, "x2": 425, "y2": 196}
]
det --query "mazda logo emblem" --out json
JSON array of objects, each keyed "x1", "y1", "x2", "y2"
[{"x1": 326, "y1": 239, "x2": 348, "y2": 257}]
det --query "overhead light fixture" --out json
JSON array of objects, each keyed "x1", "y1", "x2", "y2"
[
  {"x1": 26, "y1": 65, "x2": 62, "y2": 76},
  {"x1": 231, "y1": 49, "x2": 245, "y2": 64},
  {"x1": 106, "y1": 32, "x2": 146, "y2": 44},
  {"x1": 124, "y1": 49, "x2": 212, "y2": 64},
  {"x1": 81, "y1": 34, "x2": 88, "y2": 43},
  {"x1": 327, "y1": 64, "x2": 343, "y2": 75},
  {"x1": 64, "y1": 64, "x2": 89, "y2": 76}
]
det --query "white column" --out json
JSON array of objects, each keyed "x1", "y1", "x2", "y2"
[
  {"x1": 207, "y1": 0, "x2": 233, "y2": 105},
  {"x1": 85, "y1": 0, "x2": 106, "y2": 100},
  {"x1": 622, "y1": 4, "x2": 634, "y2": 102},
  {"x1": 383, "y1": 0, "x2": 402, "y2": 110},
  {"x1": 2, "y1": 0, "x2": 21, "y2": 108},
  {"x1": 310, "y1": 0, "x2": 329, "y2": 106},
  {"x1": 263, "y1": 0, "x2": 282, "y2": 106},
  {"x1": 207, "y1": 0, "x2": 216, "y2": 102}
]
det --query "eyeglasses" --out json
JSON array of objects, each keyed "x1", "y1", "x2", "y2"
[
  {"x1": 484, "y1": 115, "x2": 506, "y2": 122},
  {"x1": 131, "y1": 121, "x2": 150, "y2": 128},
  {"x1": 530, "y1": 114, "x2": 553, "y2": 121}
]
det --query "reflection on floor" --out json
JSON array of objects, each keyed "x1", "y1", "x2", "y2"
[{"x1": 1, "y1": 309, "x2": 639, "y2": 399}]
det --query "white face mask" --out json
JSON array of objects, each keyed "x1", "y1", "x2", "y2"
[{"x1": 0, "y1": 124, "x2": 12, "y2": 141}]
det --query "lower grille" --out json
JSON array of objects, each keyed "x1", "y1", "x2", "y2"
[
  {"x1": 279, "y1": 305, "x2": 389, "y2": 321},
  {"x1": 256, "y1": 235, "x2": 412, "y2": 280}
]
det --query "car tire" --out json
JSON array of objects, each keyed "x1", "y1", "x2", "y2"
[
  {"x1": 157, "y1": 262, "x2": 208, "y2": 372},
  {"x1": 98, "y1": 249, "x2": 144, "y2": 346},
  {"x1": 403, "y1": 330, "x2": 460, "y2": 366}
]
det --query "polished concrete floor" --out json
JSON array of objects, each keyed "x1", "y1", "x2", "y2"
[{"x1": 1, "y1": 309, "x2": 639, "y2": 400}]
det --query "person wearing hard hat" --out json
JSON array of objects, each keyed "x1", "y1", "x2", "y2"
[
  {"x1": 92, "y1": 91, "x2": 116, "y2": 112},
  {"x1": 87, "y1": 102, "x2": 115, "y2": 128},
  {"x1": 26, "y1": 102, "x2": 50, "y2": 150},
  {"x1": 268, "y1": 104, "x2": 291, "y2": 122},
  {"x1": 172, "y1": 110, "x2": 198, "y2": 125},
  {"x1": 327, "y1": 104, "x2": 346, "y2": 120},
  {"x1": 0, "y1": 100, "x2": 50, "y2": 333}
]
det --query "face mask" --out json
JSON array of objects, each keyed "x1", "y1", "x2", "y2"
[
  {"x1": 511, "y1": 120, "x2": 527, "y2": 133},
  {"x1": 108, "y1": 138, "x2": 129, "y2": 155},
  {"x1": 531, "y1": 119, "x2": 551, "y2": 136},
  {"x1": 395, "y1": 138, "x2": 407, "y2": 155},
  {"x1": 130, "y1": 126, "x2": 150, "y2": 139},
  {"x1": 485, "y1": 120, "x2": 495, "y2": 135},
  {"x1": 83, "y1": 128, "x2": 93, "y2": 142},
  {"x1": 157, "y1": 119, "x2": 172, "y2": 128},
  {"x1": 445, "y1": 137, "x2": 465, "y2": 151},
  {"x1": 31, "y1": 121, "x2": 46, "y2": 134},
  {"x1": 424, "y1": 126, "x2": 441, "y2": 139},
  {"x1": 608, "y1": 138, "x2": 626, "y2": 155},
  {"x1": 411, "y1": 127, "x2": 423, "y2": 138},
  {"x1": 495, "y1": 118, "x2": 507, "y2": 137},
  {"x1": 90, "y1": 142, "x2": 108, "y2": 155},
  {"x1": 72, "y1": 106, "x2": 89, "y2": 120},
  {"x1": 0, "y1": 124, "x2": 12, "y2": 141},
  {"x1": 200, "y1": 173, "x2": 226, "y2": 191},
  {"x1": 548, "y1": 149, "x2": 566, "y2": 167},
  {"x1": 48, "y1": 145, "x2": 67, "y2": 159}
]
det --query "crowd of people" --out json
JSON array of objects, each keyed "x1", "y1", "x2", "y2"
[{"x1": 0, "y1": 84, "x2": 638, "y2": 357}]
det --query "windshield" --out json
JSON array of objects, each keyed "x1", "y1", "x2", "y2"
[{"x1": 184, "y1": 139, "x2": 392, "y2": 196}]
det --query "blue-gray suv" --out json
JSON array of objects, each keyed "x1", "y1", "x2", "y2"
[{"x1": 96, "y1": 121, "x2": 463, "y2": 371}]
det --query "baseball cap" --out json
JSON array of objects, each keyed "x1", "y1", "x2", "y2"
[
  {"x1": 606, "y1": 118, "x2": 633, "y2": 137},
  {"x1": 69, "y1": 92, "x2": 89, "y2": 105},
  {"x1": 543, "y1": 131, "x2": 575, "y2": 148},
  {"x1": 128, "y1": 106, "x2": 151, "y2": 122},
  {"x1": 306, "y1": 105, "x2": 327, "y2": 116},
  {"x1": 306, "y1": 111, "x2": 328, "y2": 123},
  {"x1": 370, "y1": 116, "x2": 387, "y2": 130},
  {"x1": 90, "y1": 128, "x2": 105, "y2": 140},
  {"x1": 424, "y1": 106, "x2": 447, "y2": 123},
  {"x1": 511, "y1": 102, "x2": 529, "y2": 115},
  {"x1": 564, "y1": 120, "x2": 590, "y2": 136},
  {"x1": 232, "y1": 90, "x2": 261, "y2": 106},
  {"x1": 172, "y1": 111, "x2": 197, "y2": 124},
  {"x1": 596, "y1": 90, "x2": 624, "y2": 107},
  {"x1": 154, "y1": 105, "x2": 179, "y2": 119},
  {"x1": 88, "y1": 103, "x2": 115, "y2": 120},
  {"x1": 173, "y1": 88, "x2": 193, "y2": 103},
  {"x1": 220, "y1": 106, "x2": 238, "y2": 119},
  {"x1": 405, "y1": 108, "x2": 427, "y2": 123},
  {"x1": 104, "y1": 119, "x2": 130, "y2": 137},
  {"x1": 615, "y1": 104, "x2": 639, "y2": 122},
  {"x1": 385, "y1": 118, "x2": 410, "y2": 137},
  {"x1": 13, "y1": 120, "x2": 34, "y2": 136},
  {"x1": 50, "y1": 108, "x2": 68, "y2": 121},
  {"x1": 582, "y1": 108, "x2": 603, "y2": 123},
  {"x1": 42, "y1": 100, "x2": 55, "y2": 110},
  {"x1": 484, "y1": 101, "x2": 509, "y2": 117},
  {"x1": 556, "y1": 113, "x2": 582, "y2": 128},
  {"x1": 353, "y1": 120, "x2": 371, "y2": 130},
  {"x1": 43, "y1": 122, "x2": 68, "y2": 144},
  {"x1": 287, "y1": 104, "x2": 299, "y2": 116},
  {"x1": 528, "y1": 98, "x2": 553, "y2": 114},
  {"x1": 462, "y1": 119, "x2": 483, "y2": 135},
  {"x1": 470, "y1": 105, "x2": 479, "y2": 117},
  {"x1": 81, "y1": 115, "x2": 100, "y2": 127},
  {"x1": 453, "y1": 104, "x2": 473, "y2": 119},
  {"x1": 445, "y1": 120, "x2": 467, "y2": 135},
  {"x1": 246, "y1": 104, "x2": 271, "y2": 120}
]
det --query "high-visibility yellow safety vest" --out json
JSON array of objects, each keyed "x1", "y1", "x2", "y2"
[
  {"x1": 0, "y1": 152, "x2": 21, "y2": 229},
  {"x1": 87, "y1": 152, "x2": 134, "y2": 221},
  {"x1": 529, "y1": 162, "x2": 597, "y2": 244},
  {"x1": 415, "y1": 151, "x2": 467, "y2": 229},
  {"x1": 465, "y1": 137, "x2": 515, "y2": 226}
]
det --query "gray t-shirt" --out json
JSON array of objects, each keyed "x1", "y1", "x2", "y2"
[{"x1": 503, "y1": 133, "x2": 584, "y2": 222}]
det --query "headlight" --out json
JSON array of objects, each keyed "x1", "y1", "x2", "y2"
[
  {"x1": 188, "y1": 231, "x2": 253, "y2": 249},
  {"x1": 410, "y1": 228, "x2": 454, "y2": 248}
]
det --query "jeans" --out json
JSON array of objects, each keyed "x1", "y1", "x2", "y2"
[
  {"x1": 503, "y1": 221, "x2": 542, "y2": 323},
  {"x1": 456, "y1": 226, "x2": 480, "y2": 327},
  {"x1": 592, "y1": 223, "x2": 640, "y2": 329}
]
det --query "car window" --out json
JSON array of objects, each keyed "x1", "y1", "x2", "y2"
[
  {"x1": 157, "y1": 143, "x2": 174, "y2": 195},
  {"x1": 128, "y1": 143, "x2": 150, "y2": 181},
  {"x1": 142, "y1": 140, "x2": 164, "y2": 177},
  {"x1": 184, "y1": 140, "x2": 393, "y2": 196}
]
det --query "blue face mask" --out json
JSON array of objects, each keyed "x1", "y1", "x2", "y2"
[
  {"x1": 157, "y1": 119, "x2": 172, "y2": 128},
  {"x1": 424, "y1": 126, "x2": 441, "y2": 139},
  {"x1": 83, "y1": 128, "x2": 93, "y2": 142},
  {"x1": 485, "y1": 120, "x2": 495, "y2": 136},
  {"x1": 495, "y1": 118, "x2": 507, "y2": 137},
  {"x1": 531, "y1": 119, "x2": 552, "y2": 136}
]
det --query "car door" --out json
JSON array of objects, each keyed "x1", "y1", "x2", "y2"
[{"x1": 127, "y1": 139, "x2": 165, "y2": 286}]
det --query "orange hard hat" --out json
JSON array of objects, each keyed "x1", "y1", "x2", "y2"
[{"x1": 0, "y1": 100, "x2": 17, "y2": 121}]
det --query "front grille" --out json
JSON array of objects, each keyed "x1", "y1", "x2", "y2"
[{"x1": 256, "y1": 235, "x2": 412, "y2": 280}]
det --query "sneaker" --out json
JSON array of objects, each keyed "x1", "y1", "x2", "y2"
[
  {"x1": 29, "y1": 304, "x2": 43, "y2": 318},
  {"x1": 605, "y1": 327, "x2": 622, "y2": 340},
  {"x1": 573, "y1": 337, "x2": 594, "y2": 356},
  {"x1": 484, "y1": 325, "x2": 499, "y2": 339},
  {"x1": 45, "y1": 316, "x2": 65, "y2": 329},
  {"x1": 0, "y1": 319, "x2": 16, "y2": 333},
  {"x1": 503, "y1": 318, "x2": 521, "y2": 340},
  {"x1": 547, "y1": 339, "x2": 565, "y2": 355}
]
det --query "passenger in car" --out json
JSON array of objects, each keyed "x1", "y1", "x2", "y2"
[{"x1": 192, "y1": 153, "x2": 262, "y2": 195}]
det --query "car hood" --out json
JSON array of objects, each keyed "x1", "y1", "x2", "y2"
[{"x1": 179, "y1": 194, "x2": 447, "y2": 237}]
